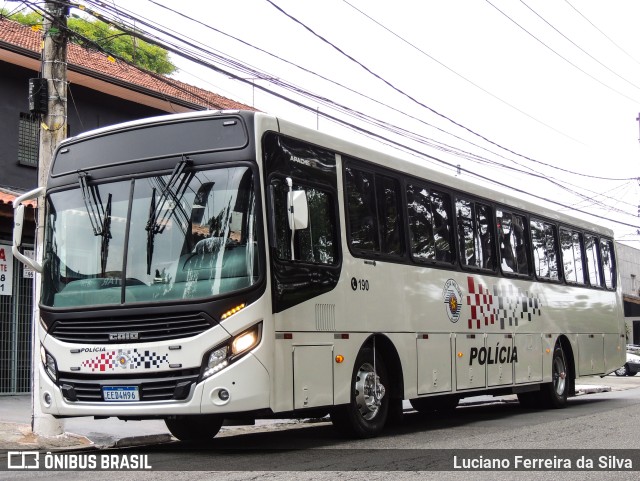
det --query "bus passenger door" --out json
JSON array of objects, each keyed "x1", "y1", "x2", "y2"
[
  {"x1": 455, "y1": 334, "x2": 486, "y2": 390},
  {"x1": 417, "y1": 333, "x2": 452, "y2": 395}
]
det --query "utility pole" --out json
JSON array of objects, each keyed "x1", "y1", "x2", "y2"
[{"x1": 32, "y1": 0, "x2": 68, "y2": 437}]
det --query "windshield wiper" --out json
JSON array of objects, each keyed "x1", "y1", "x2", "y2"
[
  {"x1": 146, "y1": 156, "x2": 194, "y2": 274},
  {"x1": 78, "y1": 171, "x2": 112, "y2": 276},
  {"x1": 78, "y1": 171, "x2": 105, "y2": 236},
  {"x1": 100, "y1": 194, "x2": 112, "y2": 276}
]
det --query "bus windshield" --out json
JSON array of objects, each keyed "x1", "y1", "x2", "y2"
[{"x1": 42, "y1": 165, "x2": 260, "y2": 307}]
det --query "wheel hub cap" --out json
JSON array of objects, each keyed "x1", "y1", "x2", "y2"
[{"x1": 355, "y1": 363, "x2": 386, "y2": 420}]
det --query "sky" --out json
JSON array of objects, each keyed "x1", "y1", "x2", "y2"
[{"x1": 25, "y1": 0, "x2": 640, "y2": 241}]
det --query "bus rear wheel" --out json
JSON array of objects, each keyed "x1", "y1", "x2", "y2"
[
  {"x1": 330, "y1": 346, "x2": 389, "y2": 438},
  {"x1": 539, "y1": 345, "x2": 569, "y2": 409},
  {"x1": 164, "y1": 415, "x2": 223, "y2": 442}
]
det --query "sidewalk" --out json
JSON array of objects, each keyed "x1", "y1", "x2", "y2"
[{"x1": 0, "y1": 375, "x2": 632, "y2": 451}]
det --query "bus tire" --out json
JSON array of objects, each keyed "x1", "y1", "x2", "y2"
[
  {"x1": 410, "y1": 395, "x2": 459, "y2": 414},
  {"x1": 330, "y1": 346, "x2": 389, "y2": 438},
  {"x1": 539, "y1": 345, "x2": 569, "y2": 409},
  {"x1": 164, "y1": 415, "x2": 223, "y2": 442},
  {"x1": 614, "y1": 365, "x2": 628, "y2": 377}
]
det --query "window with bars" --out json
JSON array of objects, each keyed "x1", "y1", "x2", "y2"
[{"x1": 18, "y1": 113, "x2": 39, "y2": 167}]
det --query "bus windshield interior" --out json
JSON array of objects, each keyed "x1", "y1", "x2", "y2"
[{"x1": 41, "y1": 165, "x2": 260, "y2": 307}]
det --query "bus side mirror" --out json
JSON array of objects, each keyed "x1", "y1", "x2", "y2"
[
  {"x1": 12, "y1": 186, "x2": 44, "y2": 273},
  {"x1": 287, "y1": 190, "x2": 308, "y2": 230},
  {"x1": 13, "y1": 204, "x2": 24, "y2": 248}
]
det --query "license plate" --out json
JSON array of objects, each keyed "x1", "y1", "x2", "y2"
[{"x1": 103, "y1": 386, "x2": 140, "y2": 402}]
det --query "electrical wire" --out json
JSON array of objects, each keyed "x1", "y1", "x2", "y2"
[
  {"x1": 563, "y1": 0, "x2": 640, "y2": 68},
  {"x1": 266, "y1": 0, "x2": 638, "y2": 182},
  {"x1": 76, "y1": 0, "x2": 640, "y2": 223},
  {"x1": 341, "y1": 0, "x2": 584, "y2": 146},
  {"x1": 484, "y1": 0, "x2": 640, "y2": 104},
  {"x1": 519, "y1": 0, "x2": 640, "y2": 93},
  {"x1": 27, "y1": 0, "x2": 640, "y2": 228},
  {"x1": 137, "y1": 0, "x2": 639, "y2": 214}
]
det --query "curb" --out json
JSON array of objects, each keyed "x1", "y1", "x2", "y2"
[
  {"x1": 114, "y1": 434, "x2": 173, "y2": 448},
  {"x1": 575, "y1": 385, "x2": 612, "y2": 395}
]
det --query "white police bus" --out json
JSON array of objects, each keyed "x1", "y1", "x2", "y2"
[{"x1": 13, "y1": 110, "x2": 625, "y2": 439}]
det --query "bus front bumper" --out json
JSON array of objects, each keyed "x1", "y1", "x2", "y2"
[{"x1": 38, "y1": 353, "x2": 270, "y2": 418}]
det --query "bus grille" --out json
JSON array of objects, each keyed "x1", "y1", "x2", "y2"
[
  {"x1": 57, "y1": 369, "x2": 201, "y2": 402},
  {"x1": 49, "y1": 312, "x2": 214, "y2": 343}
]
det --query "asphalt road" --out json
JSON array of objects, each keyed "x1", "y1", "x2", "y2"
[{"x1": 4, "y1": 375, "x2": 640, "y2": 481}]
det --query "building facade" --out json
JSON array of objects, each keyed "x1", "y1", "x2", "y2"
[{"x1": 615, "y1": 242, "x2": 640, "y2": 345}]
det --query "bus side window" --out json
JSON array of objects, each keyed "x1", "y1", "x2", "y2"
[
  {"x1": 456, "y1": 198, "x2": 495, "y2": 270},
  {"x1": 345, "y1": 167, "x2": 379, "y2": 252},
  {"x1": 271, "y1": 178, "x2": 337, "y2": 264},
  {"x1": 584, "y1": 234, "x2": 601, "y2": 287},
  {"x1": 600, "y1": 238, "x2": 616, "y2": 289},
  {"x1": 345, "y1": 166, "x2": 404, "y2": 257},
  {"x1": 497, "y1": 209, "x2": 529, "y2": 275},
  {"x1": 406, "y1": 184, "x2": 453, "y2": 263},
  {"x1": 560, "y1": 228, "x2": 586, "y2": 285},
  {"x1": 530, "y1": 219, "x2": 559, "y2": 280},
  {"x1": 431, "y1": 190, "x2": 454, "y2": 262}
]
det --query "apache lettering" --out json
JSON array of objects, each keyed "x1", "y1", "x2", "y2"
[{"x1": 469, "y1": 346, "x2": 518, "y2": 366}]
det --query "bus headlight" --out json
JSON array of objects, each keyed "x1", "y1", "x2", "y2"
[
  {"x1": 200, "y1": 322, "x2": 262, "y2": 381},
  {"x1": 40, "y1": 345, "x2": 58, "y2": 382}
]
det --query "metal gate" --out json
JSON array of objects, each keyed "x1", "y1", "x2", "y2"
[{"x1": 0, "y1": 244, "x2": 34, "y2": 395}]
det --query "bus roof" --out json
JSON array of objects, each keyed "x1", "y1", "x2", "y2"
[{"x1": 59, "y1": 109, "x2": 614, "y2": 238}]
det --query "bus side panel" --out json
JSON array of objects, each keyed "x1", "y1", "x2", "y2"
[
  {"x1": 455, "y1": 333, "x2": 486, "y2": 390},
  {"x1": 604, "y1": 333, "x2": 624, "y2": 372},
  {"x1": 417, "y1": 333, "x2": 452, "y2": 395},
  {"x1": 513, "y1": 333, "x2": 543, "y2": 383},
  {"x1": 293, "y1": 345, "x2": 333, "y2": 409},
  {"x1": 577, "y1": 333, "x2": 605, "y2": 376},
  {"x1": 487, "y1": 333, "x2": 514, "y2": 386}
]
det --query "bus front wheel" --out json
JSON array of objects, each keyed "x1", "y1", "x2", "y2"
[
  {"x1": 330, "y1": 346, "x2": 389, "y2": 438},
  {"x1": 164, "y1": 415, "x2": 223, "y2": 442}
]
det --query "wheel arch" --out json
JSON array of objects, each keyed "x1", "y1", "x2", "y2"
[{"x1": 361, "y1": 334, "x2": 405, "y2": 401}]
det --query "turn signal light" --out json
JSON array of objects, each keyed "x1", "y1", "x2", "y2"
[{"x1": 221, "y1": 303, "x2": 246, "y2": 320}]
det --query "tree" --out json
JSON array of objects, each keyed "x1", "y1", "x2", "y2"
[{"x1": 2, "y1": 9, "x2": 177, "y2": 75}]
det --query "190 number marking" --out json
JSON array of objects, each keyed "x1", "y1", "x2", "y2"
[{"x1": 351, "y1": 277, "x2": 369, "y2": 291}]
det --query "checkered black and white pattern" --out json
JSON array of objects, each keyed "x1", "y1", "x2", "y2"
[
  {"x1": 467, "y1": 277, "x2": 542, "y2": 330},
  {"x1": 80, "y1": 349, "x2": 169, "y2": 372}
]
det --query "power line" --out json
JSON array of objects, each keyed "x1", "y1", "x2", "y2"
[
  {"x1": 484, "y1": 0, "x2": 640, "y2": 104},
  {"x1": 341, "y1": 0, "x2": 584, "y2": 145},
  {"x1": 265, "y1": 0, "x2": 638, "y2": 182},
  {"x1": 519, "y1": 0, "x2": 640, "y2": 93},
  {"x1": 38, "y1": 0, "x2": 640, "y2": 228},
  {"x1": 89, "y1": 0, "x2": 639, "y2": 197},
  {"x1": 77, "y1": 0, "x2": 640, "y2": 223},
  {"x1": 563, "y1": 0, "x2": 640, "y2": 68}
]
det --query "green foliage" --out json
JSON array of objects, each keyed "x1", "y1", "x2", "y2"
[{"x1": 2, "y1": 9, "x2": 177, "y2": 75}]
